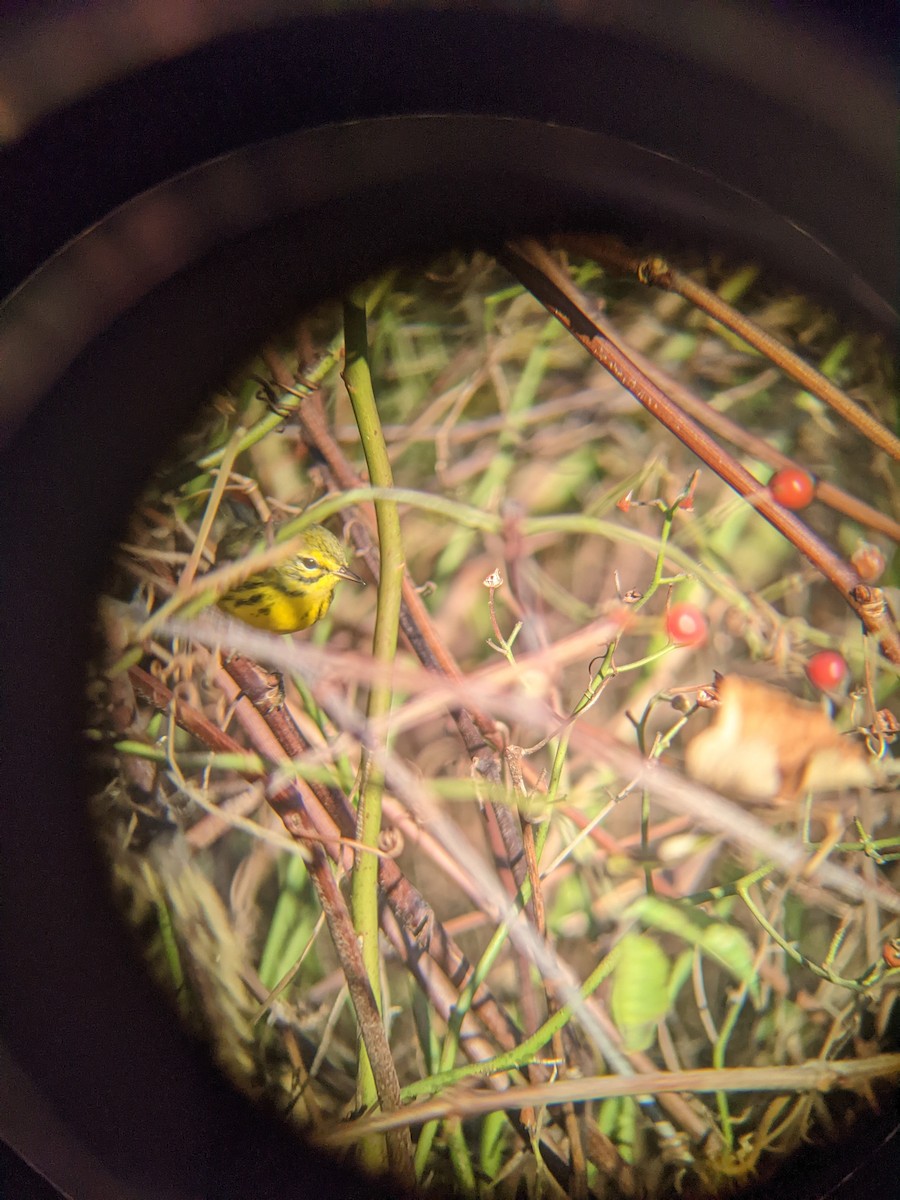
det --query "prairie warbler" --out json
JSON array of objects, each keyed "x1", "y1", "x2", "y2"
[{"x1": 217, "y1": 524, "x2": 364, "y2": 633}]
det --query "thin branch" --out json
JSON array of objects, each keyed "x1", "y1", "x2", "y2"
[
  {"x1": 321, "y1": 1054, "x2": 900, "y2": 1145},
  {"x1": 500, "y1": 239, "x2": 900, "y2": 665},
  {"x1": 222, "y1": 654, "x2": 414, "y2": 1186},
  {"x1": 559, "y1": 234, "x2": 900, "y2": 462}
]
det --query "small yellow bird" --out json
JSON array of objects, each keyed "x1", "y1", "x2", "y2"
[{"x1": 217, "y1": 523, "x2": 364, "y2": 633}]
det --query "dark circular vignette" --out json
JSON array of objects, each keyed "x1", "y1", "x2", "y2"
[
  {"x1": 0, "y1": 6, "x2": 898, "y2": 1200},
  {"x1": 0, "y1": 6, "x2": 896, "y2": 316}
]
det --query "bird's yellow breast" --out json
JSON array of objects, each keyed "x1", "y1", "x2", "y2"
[{"x1": 217, "y1": 573, "x2": 336, "y2": 632}]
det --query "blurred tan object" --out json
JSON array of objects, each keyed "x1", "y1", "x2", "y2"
[{"x1": 685, "y1": 675, "x2": 877, "y2": 803}]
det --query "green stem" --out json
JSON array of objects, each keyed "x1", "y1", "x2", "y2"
[
  {"x1": 343, "y1": 288, "x2": 405, "y2": 1148},
  {"x1": 257, "y1": 854, "x2": 312, "y2": 989},
  {"x1": 542, "y1": 503, "x2": 682, "y2": 825},
  {"x1": 402, "y1": 935, "x2": 624, "y2": 1101},
  {"x1": 736, "y1": 880, "x2": 870, "y2": 990},
  {"x1": 446, "y1": 1118, "x2": 477, "y2": 1197},
  {"x1": 711, "y1": 981, "x2": 745, "y2": 1147},
  {"x1": 415, "y1": 820, "x2": 552, "y2": 1172},
  {"x1": 546, "y1": 643, "x2": 615, "y2": 807}
]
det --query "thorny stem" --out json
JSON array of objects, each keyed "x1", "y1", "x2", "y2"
[
  {"x1": 221, "y1": 654, "x2": 414, "y2": 1185},
  {"x1": 130, "y1": 660, "x2": 530, "y2": 1065},
  {"x1": 500, "y1": 240, "x2": 900, "y2": 665},
  {"x1": 560, "y1": 234, "x2": 900, "y2": 462},
  {"x1": 195, "y1": 333, "x2": 344, "y2": 473}
]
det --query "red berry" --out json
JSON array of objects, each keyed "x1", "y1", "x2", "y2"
[
  {"x1": 805, "y1": 650, "x2": 848, "y2": 691},
  {"x1": 666, "y1": 603, "x2": 708, "y2": 647},
  {"x1": 768, "y1": 467, "x2": 815, "y2": 509}
]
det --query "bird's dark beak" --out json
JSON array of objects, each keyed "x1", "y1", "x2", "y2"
[{"x1": 336, "y1": 564, "x2": 366, "y2": 585}]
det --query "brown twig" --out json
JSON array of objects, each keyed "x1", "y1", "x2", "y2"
[
  {"x1": 500, "y1": 240, "x2": 900, "y2": 665},
  {"x1": 321, "y1": 1053, "x2": 900, "y2": 1144},
  {"x1": 223, "y1": 653, "x2": 588, "y2": 1192},
  {"x1": 131, "y1": 658, "x2": 529, "y2": 1059},
  {"x1": 559, "y1": 233, "x2": 900, "y2": 462},
  {"x1": 221, "y1": 654, "x2": 414, "y2": 1185},
  {"x1": 515, "y1": 286, "x2": 899, "y2": 543}
]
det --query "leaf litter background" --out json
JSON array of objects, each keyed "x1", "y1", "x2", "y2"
[{"x1": 87, "y1": 247, "x2": 900, "y2": 1198}]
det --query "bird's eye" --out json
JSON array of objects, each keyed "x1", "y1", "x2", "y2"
[{"x1": 298, "y1": 556, "x2": 319, "y2": 570}]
